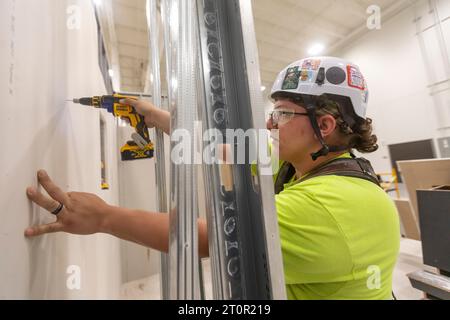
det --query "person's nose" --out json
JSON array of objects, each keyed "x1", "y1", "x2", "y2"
[{"x1": 266, "y1": 117, "x2": 274, "y2": 130}]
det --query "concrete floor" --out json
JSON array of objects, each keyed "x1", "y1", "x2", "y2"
[
  {"x1": 120, "y1": 238, "x2": 428, "y2": 300},
  {"x1": 393, "y1": 238, "x2": 434, "y2": 300}
]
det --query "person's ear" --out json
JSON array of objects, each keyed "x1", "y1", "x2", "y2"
[{"x1": 317, "y1": 115, "x2": 337, "y2": 138}]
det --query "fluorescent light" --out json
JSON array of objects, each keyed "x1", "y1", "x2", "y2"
[
  {"x1": 93, "y1": 0, "x2": 102, "y2": 7},
  {"x1": 261, "y1": 86, "x2": 266, "y2": 92},
  {"x1": 108, "y1": 69, "x2": 114, "y2": 78},
  {"x1": 308, "y1": 43, "x2": 325, "y2": 56}
]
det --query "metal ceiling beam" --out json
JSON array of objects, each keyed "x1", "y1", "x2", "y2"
[
  {"x1": 117, "y1": 41, "x2": 149, "y2": 49},
  {"x1": 118, "y1": 54, "x2": 146, "y2": 63},
  {"x1": 114, "y1": 22, "x2": 148, "y2": 32},
  {"x1": 116, "y1": 27, "x2": 148, "y2": 43},
  {"x1": 118, "y1": 45, "x2": 148, "y2": 59},
  {"x1": 113, "y1": 0, "x2": 146, "y2": 11}
]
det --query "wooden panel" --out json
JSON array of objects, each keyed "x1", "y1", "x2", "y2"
[
  {"x1": 397, "y1": 159, "x2": 450, "y2": 226},
  {"x1": 394, "y1": 199, "x2": 421, "y2": 241}
]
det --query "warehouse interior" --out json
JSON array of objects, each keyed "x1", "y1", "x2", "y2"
[{"x1": 0, "y1": 0, "x2": 449, "y2": 300}]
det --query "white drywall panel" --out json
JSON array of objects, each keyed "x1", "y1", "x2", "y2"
[{"x1": 0, "y1": 0, "x2": 122, "y2": 299}]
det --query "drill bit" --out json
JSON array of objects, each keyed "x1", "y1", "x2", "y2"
[{"x1": 67, "y1": 98, "x2": 94, "y2": 106}]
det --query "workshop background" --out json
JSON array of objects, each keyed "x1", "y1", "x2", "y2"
[{"x1": 0, "y1": 0, "x2": 449, "y2": 299}]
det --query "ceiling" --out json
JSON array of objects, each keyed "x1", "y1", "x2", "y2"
[
  {"x1": 253, "y1": 0, "x2": 413, "y2": 90},
  {"x1": 97, "y1": 0, "x2": 415, "y2": 93},
  {"x1": 111, "y1": 0, "x2": 149, "y2": 93}
]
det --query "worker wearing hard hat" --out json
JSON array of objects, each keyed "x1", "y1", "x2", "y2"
[{"x1": 25, "y1": 57, "x2": 399, "y2": 300}]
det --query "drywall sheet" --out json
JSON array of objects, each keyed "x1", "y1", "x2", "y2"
[
  {"x1": 397, "y1": 159, "x2": 450, "y2": 227},
  {"x1": 394, "y1": 199, "x2": 420, "y2": 241},
  {"x1": 0, "y1": 0, "x2": 122, "y2": 299}
]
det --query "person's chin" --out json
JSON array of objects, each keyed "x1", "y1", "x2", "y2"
[
  {"x1": 278, "y1": 148, "x2": 298, "y2": 163},
  {"x1": 271, "y1": 139, "x2": 280, "y2": 155}
]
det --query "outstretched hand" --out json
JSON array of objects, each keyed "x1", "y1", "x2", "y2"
[{"x1": 25, "y1": 170, "x2": 111, "y2": 237}]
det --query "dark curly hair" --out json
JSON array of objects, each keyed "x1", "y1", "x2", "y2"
[{"x1": 272, "y1": 93, "x2": 379, "y2": 153}]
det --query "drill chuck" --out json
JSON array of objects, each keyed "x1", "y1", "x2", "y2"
[{"x1": 73, "y1": 97, "x2": 98, "y2": 107}]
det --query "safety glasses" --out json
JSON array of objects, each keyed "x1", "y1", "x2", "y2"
[{"x1": 268, "y1": 110, "x2": 309, "y2": 127}]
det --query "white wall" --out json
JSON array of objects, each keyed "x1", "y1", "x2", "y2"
[
  {"x1": 0, "y1": 0, "x2": 123, "y2": 299},
  {"x1": 336, "y1": 0, "x2": 450, "y2": 173},
  {"x1": 117, "y1": 124, "x2": 161, "y2": 283}
]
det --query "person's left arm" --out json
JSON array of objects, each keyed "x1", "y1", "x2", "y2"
[{"x1": 25, "y1": 170, "x2": 209, "y2": 257}]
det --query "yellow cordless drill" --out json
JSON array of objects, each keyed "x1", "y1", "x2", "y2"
[{"x1": 71, "y1": 93, "x2": 154, "y2": 161}]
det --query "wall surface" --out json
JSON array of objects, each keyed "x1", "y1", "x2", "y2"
[
  {"x1": 0, "y1": 0, "x2": 123, "y2": 299},
  {"x1": 117, "y1": 125, "x2": 161, "y2": 283},
  {"x1": 336, "y1": 0, "x2": 450, "y2": 172}
]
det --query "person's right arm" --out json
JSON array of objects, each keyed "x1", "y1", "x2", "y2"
[
  {"x1": 102, "y1": 206, "x2": 209, "y2": 257},
  {"x1": 120, "y1": 99, "x2": 171, "y2": 135}
]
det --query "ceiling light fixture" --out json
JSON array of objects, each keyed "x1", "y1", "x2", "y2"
[{"x1": 308, "y1": 43, "x2": 325, "y2": 56}]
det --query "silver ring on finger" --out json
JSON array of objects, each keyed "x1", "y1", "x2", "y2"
[{"x1": 51, "y1": 203, "x2": 64, "y2": 216}]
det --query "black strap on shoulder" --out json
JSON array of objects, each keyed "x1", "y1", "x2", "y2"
[
  {"x1": 274, "y1": 157, "x2": 381, "y2": 195},
  {"x1": 298, "y1": 157, "x2": 381, "y2": 186},
  {"x1": 274, "y1": 162, "x2": 296, "y2": 195}
]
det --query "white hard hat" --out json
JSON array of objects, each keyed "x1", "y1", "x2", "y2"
[{"x1": 271, "y1": 57, "x2": 369, "y2": 122}]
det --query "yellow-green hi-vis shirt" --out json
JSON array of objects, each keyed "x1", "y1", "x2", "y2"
[{"x1": 270, "y1": 153, "x2": 400, "y2": 300}]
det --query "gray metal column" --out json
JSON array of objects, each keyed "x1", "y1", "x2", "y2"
[
  {"x1": 195, "y1": 0, "x2": 286, "y2": 300},
  {"x1": 146, "y1": 0, "x2": 169, "y2": 300}
]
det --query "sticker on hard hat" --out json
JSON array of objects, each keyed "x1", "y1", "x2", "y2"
[
  {"x1": 326, "y1": 67, "x2": 346, "y2": 85},
  {"x1": 302, "y1": 59, "x2": 321, "y2": 71},
  {"x1": 362, "y1": 90, "x2": 369, "y2": 104},
  {"x1": 282, "y1": 67, "x2": 301, "y2": 90},
  {"x1": 347, "y1": 65, "x2": 365, "y2": 90},
  {"x1": 300, "y1": 69, "x2": 313, "y2": 82}
]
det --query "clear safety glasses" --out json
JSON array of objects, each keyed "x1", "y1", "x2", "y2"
[{"x1": 268, "y1": 110, "x2": 309, "y2": 127}]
